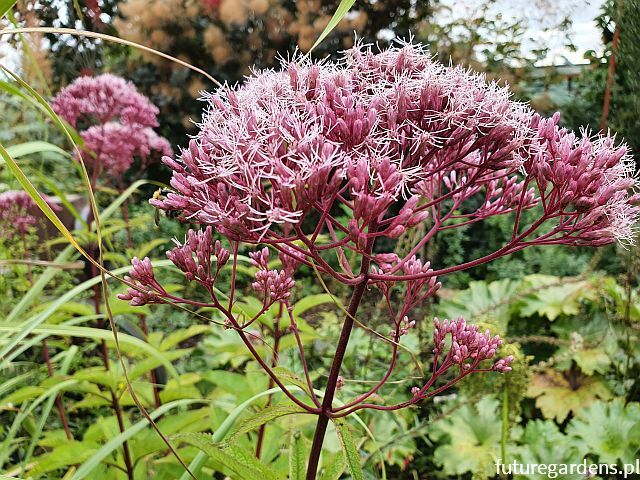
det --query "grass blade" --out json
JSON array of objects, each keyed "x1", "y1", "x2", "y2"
[
  {"x1": 0, "y1": 0, "x2": 17, "y2": 17},
  {"x1": 69, "y1": 399, "x2": 205, "y2": 480},
  {"x1": 309, "y1": 0, "x2": 356, "y2": 53}
]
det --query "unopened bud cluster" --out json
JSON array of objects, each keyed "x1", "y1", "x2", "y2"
[{"x1": 433, "y1": 317, "x2": 513, "y2": 372}]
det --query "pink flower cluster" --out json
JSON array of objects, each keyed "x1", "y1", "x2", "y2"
[
  {"x1": 0, "y1": 190, "x2": 60, "y2": 240},
  {"x1": 52, "y1": 74, "x2": 171, "y2": 178},
  {"x1": 118, "y1": 226, "x2": 230, "y2": 304},
  {"x1": 433, "y1": 317, "x2": 512, "y2": 372},
  {"x1": 152, "y1": 42, "x2": 637, "y2": 251},
  {"x1": 526, "y1": 113, "x2": 640, "y2": 245},
  {"x1": 249, "y1": 247, "x2": 296, "y2": 304},
  {"x1": 120, "y1": 42, "x2": 637, "y2": 437},
  {"x1": 118, "y1": 256, "x2": 165, "y2": 306}
]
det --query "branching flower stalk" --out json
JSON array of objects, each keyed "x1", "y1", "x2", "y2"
[{"x1": 118, "y1": 43, "x2": 639, "y2": 478}]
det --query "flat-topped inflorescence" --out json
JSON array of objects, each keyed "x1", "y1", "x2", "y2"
[
  {"x1": 152, "y1": 42, "x2": 638, "y2": 251},
  {"x1": 119, "y1": 42, "x2": 638, "y2": 478},
  {"x1": 52, "y1": 74, "x2": 171, "y2": 179}
]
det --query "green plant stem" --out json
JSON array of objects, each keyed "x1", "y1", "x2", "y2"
[{"x1": 501, "y1": 383, "x2": 509, "y2": 467}]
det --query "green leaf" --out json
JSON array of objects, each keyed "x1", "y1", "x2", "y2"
[
  {"x1": 438, "y1": 278, "x2": 519, "y2": 329},
  {"x1": 29, "y1": 441, "x2": 99, "y2": 477},
  {"x1": 309, "y1": 0, "x2": 356, "y2": 52},
  {"x1": 568, "y1": 398, "x2": 640, "y2": 464},
  {"x1": 177, "y1": 432, "x2": 280, "y2": 480},
  {"x1": 159, "y1": 324, "x2": 211, "y2": 351},
  {"x1": 527, "y1": 370, "x2": 612, "y2": 422},
  {"x1": 289, "y1": 431, "x2": 306, "y2": 480},
  {"x1": 69, "y1": 399, "x2": 204, "y2": 480},
  {"x1": 181, "y1": 385, "x2": 310, "y2": 480},
  {"x1": 0, "y1": 324, "x2": 179, "y2": 378},
  {"x1": 292, "y1": 294, "x2": 338, "y2": 317},
  {"x1": 4, "y1": 140, "x2": 71, "y2": 161},
  {"x1": 0, "y1": 0, "x2": 18, "y2": 17},
  {"x1": 513, "y1": 420, "x2": 580, "y2": 476},
  {"x1": 573, "y1": 348, "x2": 611, "y2": 376},
  {"x1": 333, "y1": 419, "x2": 364, "y2": 480},
  {"x1": 429, "y1": 397, "x2": 503, "y2": 476},
  {"x1": 318, "y1": 451, "x2": 347, "y2": 480},
  {"x1": 517, "y1": 276, "x2": 592, "y2": 321},
  {"x1": 226, "y1": 401, "x2": 307, "y2": 444},
  {"x1": 271, "y1": 366, "x2": 312, "y2": 396}
]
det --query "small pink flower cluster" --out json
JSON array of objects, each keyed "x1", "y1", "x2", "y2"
[
  {"x1": 52, "y1": 74, "x2": 171, "y2": 178},
  {"x1": 166, "y1": 226, "x2": 229, "y2": 285},
  {"x1": 433, "y1": 317, "x2": 512, "y2": 372},
  {"x1": 0, "y1": 191, "x2": 60, "y2": 240},
  {"x1": 249, "y1": 247, "x2": 296, "y2": 304},
  {"x1": 117, "y1": 256, "x2": 165, "y2": 307},
  {"x1": 118, "y1": 226, "x2": 231, "y2": 304}
]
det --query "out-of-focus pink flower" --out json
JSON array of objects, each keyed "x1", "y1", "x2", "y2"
[
  {"x1": 52, "y1": 73, "x2": 159, "y2": 128},
  {"x1": 52, "y1": 74, "x2": 171, "y2": 179},
  {"x1": 81, "y1": 123, "x2": 172, "y2": 176},
  {"x1": 0, "y1": 190, "x2": 60, "y2": 240}
]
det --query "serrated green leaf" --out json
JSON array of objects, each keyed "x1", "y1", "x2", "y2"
[
  {"x1": 176, "y1": 432, "x2": 280, "y2": 480},
  {"x1": 513, "y1": 420, "x2": 581, "y2": 477},
  {"x1": 568, "y1": 398, "x2": 640, "y2": 464},
  {"x1": 429, "y1": 397, "x2": 502, "y2": 476},
  {"x1": 333, "y1": 419, "x2": 364, "y2": 480},
  {"x1": 226, "y1": 401, "x2": 307, "y2": 444},
  {"x1": 271, "y1": 366, "x2": 312, "y2": 396},
  {"x1": 318, "y1": 451, "x2": 347, "y2": 480},
  {"x1": 289, "y1": 430, "x2": 306, "y2": 480}
]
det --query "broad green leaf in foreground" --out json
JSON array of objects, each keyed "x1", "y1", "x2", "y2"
[{"x1": 568, "y1": 398, "x2": 640, "y2": 465}]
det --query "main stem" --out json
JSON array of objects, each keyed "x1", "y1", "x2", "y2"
[{"x1": 306, "y1": 227, "x2": 376, "y2": 479}]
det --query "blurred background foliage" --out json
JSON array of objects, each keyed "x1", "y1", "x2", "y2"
[{"x1": 1, "y1": 0, "x2": 639, "y2": 479}]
